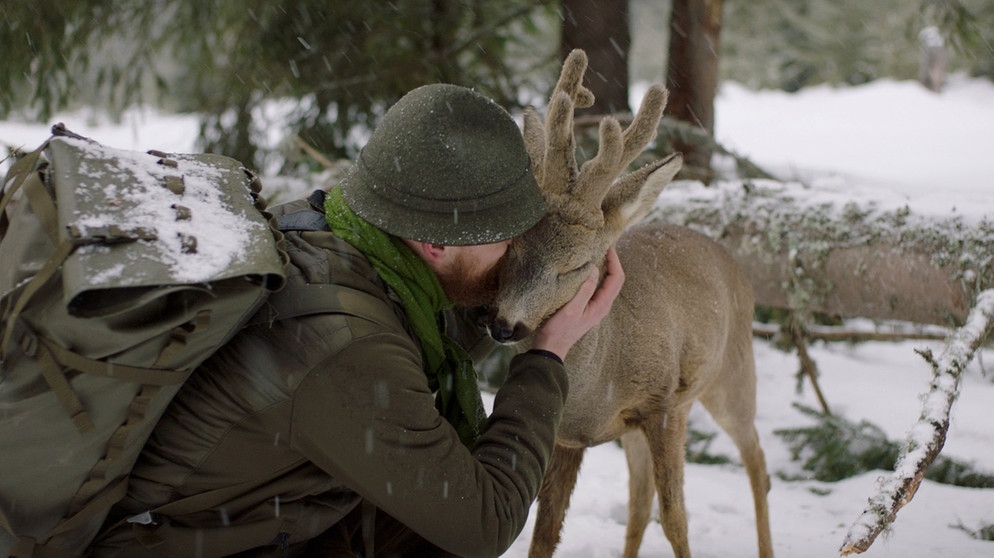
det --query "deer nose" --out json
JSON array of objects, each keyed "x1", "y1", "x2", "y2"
[{"x1": 488, "y1": 319, "x2": 517, "y2": 344}]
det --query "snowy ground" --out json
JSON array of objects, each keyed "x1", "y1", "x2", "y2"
[
  {"x1": 499, "y1": 340, "x2": 994, "y2": 558},
  {"x1": 2, "y1": 75, "x2": 992, "y2": 557}
]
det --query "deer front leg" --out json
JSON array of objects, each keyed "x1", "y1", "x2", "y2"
[
  {"x1": 643, "y1": 409, "x2": 691, "y2": 558},
  {"x1": 528, "y1": 444, "x2": 585, "y2": 558},
  {"x1": 621, "y1": 428, "x2": 655, "y2": 558}
]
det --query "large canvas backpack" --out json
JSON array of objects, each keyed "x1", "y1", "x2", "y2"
[{"x1": 0, "y1": 125, "x2": 288, "y2": 557}]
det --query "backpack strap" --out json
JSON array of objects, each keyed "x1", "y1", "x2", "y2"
[
  {"x1": 0, "y1": 141, "x2": 48, "y2": 240},
  {"x1": 1, "y1": 238, "x2": 74, "y2": 359},
  {"x1": 0, "y1": 477, "x2": 131, "y2": 558},
  {"x1": 1, "y1": 162, "x2": 79, "y2": 362},
  {"x1": 0, "y1": 312, "x2": 213, "y2": 556},
  {"x1": 90, "y1": 459, "x2": 305, "y2": 551},
  {"x1": 261, "y1": 189, "x2": 400, "y2": 325},
  {"x1": 274, "y1": 189, "x2": 329, "y2": 232},
  {"x1": 0, "y1": 127, "x2": 95, "y2": 359},
  {"x1": 0, "y1": 124, "x2": 90, "y2": 239}
]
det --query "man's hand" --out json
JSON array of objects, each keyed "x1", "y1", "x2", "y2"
[{"x1": 531, "y1": 247, "x2": 625, "y2": 361}]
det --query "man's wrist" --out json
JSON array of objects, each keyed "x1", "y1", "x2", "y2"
[{"x1": 525, "y1": 348, "x2": 564, "y2": 365}]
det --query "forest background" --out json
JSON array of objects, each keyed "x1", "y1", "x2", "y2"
[
  {"x1": 2, "y1": 1, "x2": 993, "y2": 555},
  {"x1": 2, "y1": 0, "x2": 992, "y2": 176}
]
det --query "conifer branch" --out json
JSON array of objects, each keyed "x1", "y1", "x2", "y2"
[{"x1": 839, "y1": 289, "x2": 994, "y2": 555}]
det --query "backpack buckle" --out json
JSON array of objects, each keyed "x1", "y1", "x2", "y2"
[{"x1": 126, "y1": 510, "x2": 160, "y2": 526}]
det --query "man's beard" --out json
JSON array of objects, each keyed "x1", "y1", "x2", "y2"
[{"x1": 436, "y1": 251, "x2": 503, "y2": 308}]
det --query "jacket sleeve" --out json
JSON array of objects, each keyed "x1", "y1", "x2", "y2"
[{"x1": 289, "y1": 326, "x2": 567, "y2": 557}]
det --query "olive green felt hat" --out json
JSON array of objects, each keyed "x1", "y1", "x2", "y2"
[{"x1": 341, "y1": 84, "x2": 546, "y2": 246}]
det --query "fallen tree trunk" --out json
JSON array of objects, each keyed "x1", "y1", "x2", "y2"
[
  {"x1": 650, "y1": 180, "x2": 994, "y2": 327},
  {"x1": 838, "y1": 289, "x2": 994, "y2": 555},
  {"x1": 752, "y1": 321, "x2": 951, "y2": 343}
]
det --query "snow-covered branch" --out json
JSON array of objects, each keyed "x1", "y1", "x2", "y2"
[{"x1": 838, "y1": 289, "x2": 994, "y2": 556}]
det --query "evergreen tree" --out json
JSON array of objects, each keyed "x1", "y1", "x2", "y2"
[
  {"x1": 0, "y1": 0, "x2": 558, "y2": 169},
  {"x1": 720, "y1": 0, "x2": 991, "y2": 90}
]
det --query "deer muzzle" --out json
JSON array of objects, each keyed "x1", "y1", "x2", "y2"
[{"x1": 488, "y1": 317, "x2": 530, "y2": 344}]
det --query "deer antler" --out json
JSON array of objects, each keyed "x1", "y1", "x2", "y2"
[
  {"x1": 523, "y1": 49, "x2": 593, "y2": 190},
  {"x1": 523, "y1": 49, "x2": 670, "y2": 228}
]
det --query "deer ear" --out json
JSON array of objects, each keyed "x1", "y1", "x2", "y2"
[{"x1": 602, "y1": 153, "x2": 683, "y2": 229}]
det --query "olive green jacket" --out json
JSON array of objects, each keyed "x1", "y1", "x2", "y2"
[{"x1": 90, "y1": 199, "x2": 568, "y2": 557}]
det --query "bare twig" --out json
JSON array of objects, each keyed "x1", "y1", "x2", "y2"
[
  {"x1": 839, "y1": 289, "x2": 994, "y2": 555},
  {"x1": 789, "y1": 326, "x2": 832, "y2": 416},
  {"x1": 291, "y1": 135, "x2": 337, "y2": 171}
]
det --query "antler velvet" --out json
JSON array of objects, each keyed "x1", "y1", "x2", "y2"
[{"x1": 523, "y1": 49, "x2": 671, "y2": 228}]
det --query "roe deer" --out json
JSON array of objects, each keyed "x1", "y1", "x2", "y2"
[{"x1": 490, "y1": 50, "x2": 773, "y2": 558}]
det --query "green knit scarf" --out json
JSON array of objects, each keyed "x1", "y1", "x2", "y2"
[{"x1": 324, "y1": 186, "x2": 486, "y2": 447}]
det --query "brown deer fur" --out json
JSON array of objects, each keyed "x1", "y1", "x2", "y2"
[{"x1": 490, "y1": 50, "x2": 773, "y2": 558}]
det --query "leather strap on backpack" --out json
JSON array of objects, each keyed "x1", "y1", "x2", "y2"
[
  {"x1": 0, "y1": 145, "x2": 46, "y2": 240},
  {"x1": 0, "y1": 124, "x2": 89, "y2": 239}
]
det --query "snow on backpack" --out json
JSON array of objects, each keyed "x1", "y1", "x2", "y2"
[{"x1": 0, "y1": 124, "x2": 288, "y2": 556}]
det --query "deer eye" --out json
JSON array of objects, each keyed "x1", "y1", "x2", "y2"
[{"x1": 562, "y1": 262, "x2": 592, "y2": 279}]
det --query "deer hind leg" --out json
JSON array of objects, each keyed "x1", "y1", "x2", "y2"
[
  {"x1": 620, "y1": 428, "x2": 655, "y2": 558},
  {"x1": 700, "y1": 362, "x2": 773, "y2": 558},
  {"x1": 642, "y1": 408, "x2": 692, "y2": 558},
  {"x1": 528, "y1": 444, "x2": 585, "y2": 558}
]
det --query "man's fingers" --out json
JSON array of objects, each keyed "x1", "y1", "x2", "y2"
[
  {"x1": 580, "y1": 266, "x2": 600, "y2": 298},
  {"x1": 563, "y1": 268, "x2": 599, "y2": 316},
  {"x1": 530, "y1": 248, "x2": 626, "y2": 361},
  {"x1": 586, "y1": 248, "x2": 625, "y2": 317}
]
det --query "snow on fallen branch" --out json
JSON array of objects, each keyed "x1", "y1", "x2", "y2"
[
  {"x1": 651, "y1": 180, "x2": 994, "y2": 326},
  {"x1": 839, "y1": 289, "x2": 994, "y2": 556}
]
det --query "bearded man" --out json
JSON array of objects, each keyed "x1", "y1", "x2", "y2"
[{"x1": 91, "y1": 83, "x2": 624, "y2": 557}]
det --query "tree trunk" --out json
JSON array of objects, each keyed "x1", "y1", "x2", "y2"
[
  {"x1": 651, "y1": 180, "x2": 994, "y2": 327},
  {"x1": 666, "y1": 0, "x2": 723, "y2": 183},
  {"x1": 560, "y1": 0, "x2": 631, "y2": 116}
]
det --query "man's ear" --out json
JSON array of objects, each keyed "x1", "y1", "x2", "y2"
[
  {"x1": 404, "y1": 239, "x2": 448, "y2": 264},
  {"x1": 421, "y1": 242, "x2": 447, "y2": 262}
]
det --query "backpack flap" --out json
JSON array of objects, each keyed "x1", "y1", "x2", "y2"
[{"x1": 48, "y1": 137, "x2": 285, "y2": 316}]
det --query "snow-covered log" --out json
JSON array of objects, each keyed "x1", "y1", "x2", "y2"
[
  {"x1": 838, "y1": 289, "x2": 994, "y2": 555},
  {"x1": 650, "y1": 180, "x2": 994, "y2": 326}
]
